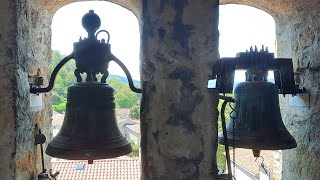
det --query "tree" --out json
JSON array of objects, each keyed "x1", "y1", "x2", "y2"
[
  {"x1": 130, "y1": 102, "x2": 140, "y2": 119},
  {"x1": 128, "y1": 140, "x2": 139, "y2": 157},
  {"x1": 52, "y1": 50, "x2": 76, "y2": 112},
  {"x1": 51, "y1": 50, "x2": 140, "y2": 112}
]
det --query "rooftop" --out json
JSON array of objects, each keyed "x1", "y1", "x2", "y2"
[
  {"x1": 52, "y1": 112, "x2": 64, "y2": 126},
  {"x1": 52, "y1": 158, "x2": 140, "y2": 180}
]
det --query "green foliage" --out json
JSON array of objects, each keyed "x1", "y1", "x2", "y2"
[
  {"x1": 130, "y1": 102, "x2": 140, "y2": 119},
  {"x1": 216, "y1": 94, "x2": 234, "y2": 173},
  {"x1": 217, "y1": 95, "x2": 233, "y2": 132},
  {"x1": 51, "y1": 50, "x2": 140, "y2": 113},
  {"x1": 217, "y1": 145, "x2": 227, "y2": 173},
  {"x1": 128, "y1": 140, "x2": 139, "y2": 157},
  {"x1": 51, "y1": 50, "x2": 76, "y2": 112},
  {"x1": 52, "y1": 102, "x2": 67, "y2": 113},
  {"x1": 107, "y1": 77, "x2": 139, "y2": 108},
  {"x1": 52, "y1": 50, "x2": 65, "y2": 68}
]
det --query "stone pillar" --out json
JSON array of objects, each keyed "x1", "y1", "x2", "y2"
[
  {"x1": 0, "y1": 0, "x2": 18, "y2": 179},
  {"x1": 140, "y1": 0, "x2": 219, "y2": 179},
  {"x1": 0, "y1": 1, "x2": 53, "y2": 179},
  {"x1": 276, "y1": 7, "x2": 320, "y2": 180}
]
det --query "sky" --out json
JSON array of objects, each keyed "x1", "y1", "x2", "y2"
[
  {"x1": 51, "y1": 2, "x2": 140, "y2": 79},
  {"x1": 219, "y1": 4, "x2": 276, "y2": 82},
  {"x1": 51, "y1": 2, "x2": 276, "y2": 81}
]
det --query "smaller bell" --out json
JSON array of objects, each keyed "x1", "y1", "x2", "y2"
[{"x1": 218, "y1": 81, "x2": 297, "y2": 157}]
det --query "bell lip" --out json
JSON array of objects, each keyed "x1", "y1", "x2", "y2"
[
  {"x1": 218, "y1": 135, "x2": 297, "y2": 150},
  {"x1": 45, "y1": 142, "x2": 132, "y2": 160}
]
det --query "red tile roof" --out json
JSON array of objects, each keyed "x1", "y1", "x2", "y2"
[{"x1": 52, "y1": 159, "x2": 140, "y2": 180}]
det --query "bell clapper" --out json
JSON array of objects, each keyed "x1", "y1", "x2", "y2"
[
  {"x1": 252, "y1": 149, "x2": 261, "y2": 157},
  {"x1": 255, "y1": 156, "x2": 271, "y2": 180}
]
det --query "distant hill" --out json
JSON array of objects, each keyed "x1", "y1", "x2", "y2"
[{"x1": 108, "y1": 74, "x2": 141, "y2": 86}]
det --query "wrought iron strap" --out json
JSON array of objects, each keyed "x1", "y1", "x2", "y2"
[
  {"x1": 30, "y1": 53, "x2": 74, "y2": 94},
  {"x1": 111, "y1": 55, "x2": 142, "y2": 93},
  {"x1": 29, "y1": 10, "x2": 142, "y2": 94},
  {"x1": 218, "y1": 95, "x2": 236, "y2": 180}
]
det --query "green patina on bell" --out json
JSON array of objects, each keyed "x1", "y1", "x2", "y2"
[{"x1": 218, "y1": 80, "x2": 297, "y2": 157}]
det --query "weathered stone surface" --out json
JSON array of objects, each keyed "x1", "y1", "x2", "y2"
[
  {"x1": 0, "y1": 0, "x2": 20, "y2": 179},
  {"x1": 277, "y1": 9, "x2": 320, "y2": 180},
  {"x1": 299, "y1": 28, "x2": 315, "y2": 49},
  {"x1": 1, "y1": 0, "x2": 320, "y2": 179},
  {"x1": 0, "y1": 1, "x2": 53, "y2": 179},
  {"x1": 140, "y1": 0, "x2": 219, "y2": 179}
]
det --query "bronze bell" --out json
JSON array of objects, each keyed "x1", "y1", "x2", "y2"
[
  {"x1": 218, "y1": 81, "x2": 297, "y2": 157},
  {"x1": 29, "y1": 10, "x2": 142, "y2": 163},
  {"x1": 46, "y1": 82, "x2": 132, "y2": 161}
]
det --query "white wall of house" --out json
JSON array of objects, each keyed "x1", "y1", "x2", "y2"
[
  {"x1": 228, "y1": 163, "x2": 258, "y2": 180},
  {"x1": 259, "y1": 166, "x2": 273, "y2": 180}
]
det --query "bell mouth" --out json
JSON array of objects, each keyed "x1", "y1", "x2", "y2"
[
  {"x1": 47, "y1": 80, "x2": 132, "y2": 161},
  {"x1": 46, "y1": 135, "x2": 132, "y2": 160},
  {"x1": 218, "y1": 130, "x2": 297, "y2": 150}
]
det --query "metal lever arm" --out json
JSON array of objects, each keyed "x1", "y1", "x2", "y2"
[
  {"x1": 111, "y1": 54, "x2": 142, "y2": 93},
  {"x1": 218, "y1": 95, "x2": 235, "y2": 180},
  {"x1": 30, "y1": 53, "x2": 74, "y2": 94}
]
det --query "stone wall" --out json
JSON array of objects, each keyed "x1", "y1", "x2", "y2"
[
  {"x1": 15, "y1": 2, "x2": 53, "y2": 179},
  {"x1": 140, "y1": 0, "x2": 219, "y2": 179},
  {"x1": 276, "y1": 7, "x2": 320, "y2": 180},
  {"x1": 1, "y1": 0, "x2": 221, "y2": 179},
  {"x1": 0, "y1": 0, "x2": 19, "y2": 179},
  {"x1": 0, "y1": 1, "x2": 53, "y2": 179},
  {"x1": 8, "y1": 0, "x2": 320, "y2": 179}
]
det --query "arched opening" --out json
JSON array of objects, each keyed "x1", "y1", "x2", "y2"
[
  {"x1": 217, "y1": 4, "x2": 279, "y2": 178},
  {"x1": 49, "y1": 1, "x2": 141, "y2": 178},
  {"x1": 5, "y1": 0, "x2": 318, "y2": 179},
  {"x1": 218, "y1": 1, "x2": 320, "y2": 180},
  {"x1": 219, "y1": 4, "x2": 276, "y2": 82},
  {"x1": 219, "y1": 4, "x2": 276, "y2": 57},
  {"x1": 51, "y1": 1, "x2": 140, "y2": 80}
]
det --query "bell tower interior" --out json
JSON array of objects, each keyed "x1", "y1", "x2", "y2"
[{"x1": 0, "y1": 0, "x2": 319, "y2": 179}]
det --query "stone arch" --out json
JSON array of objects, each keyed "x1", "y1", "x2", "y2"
[
  {"x1": 220, "y1": 0, "x2": 303, "y2": 20},
  {"x1": 220, "y1": 1, "x2": 320, "y2": 180},
  {"x1": 24, "y1": 1, "x2": 220, "y2": 180},
  {"x1": 37, "y1": 0, "x2": 142, "y2": 20},
  {"x1": 5, "y1": 0, "x2": 319, "y2": 179},
  {"x1": 218, "y1": 1, "x2": 284, "y2": 58},
  {"x1": 218, "y1": 4, "x2": 276, "y2": 56},
  {"x1": 6, "y1": 1, "x2": 144, "y2": 179}
]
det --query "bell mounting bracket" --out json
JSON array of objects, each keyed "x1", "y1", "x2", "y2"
[{"x1": 210, "y1": 46, "x2": 306, "y2": 95}]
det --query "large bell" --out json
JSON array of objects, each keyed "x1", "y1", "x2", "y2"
[
  {"x1": 46, "y1": 82, "x2": 132, "y2": 161},
  {"x1": 218, "y1": 81, "x2": 297, "y2": 156}
]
